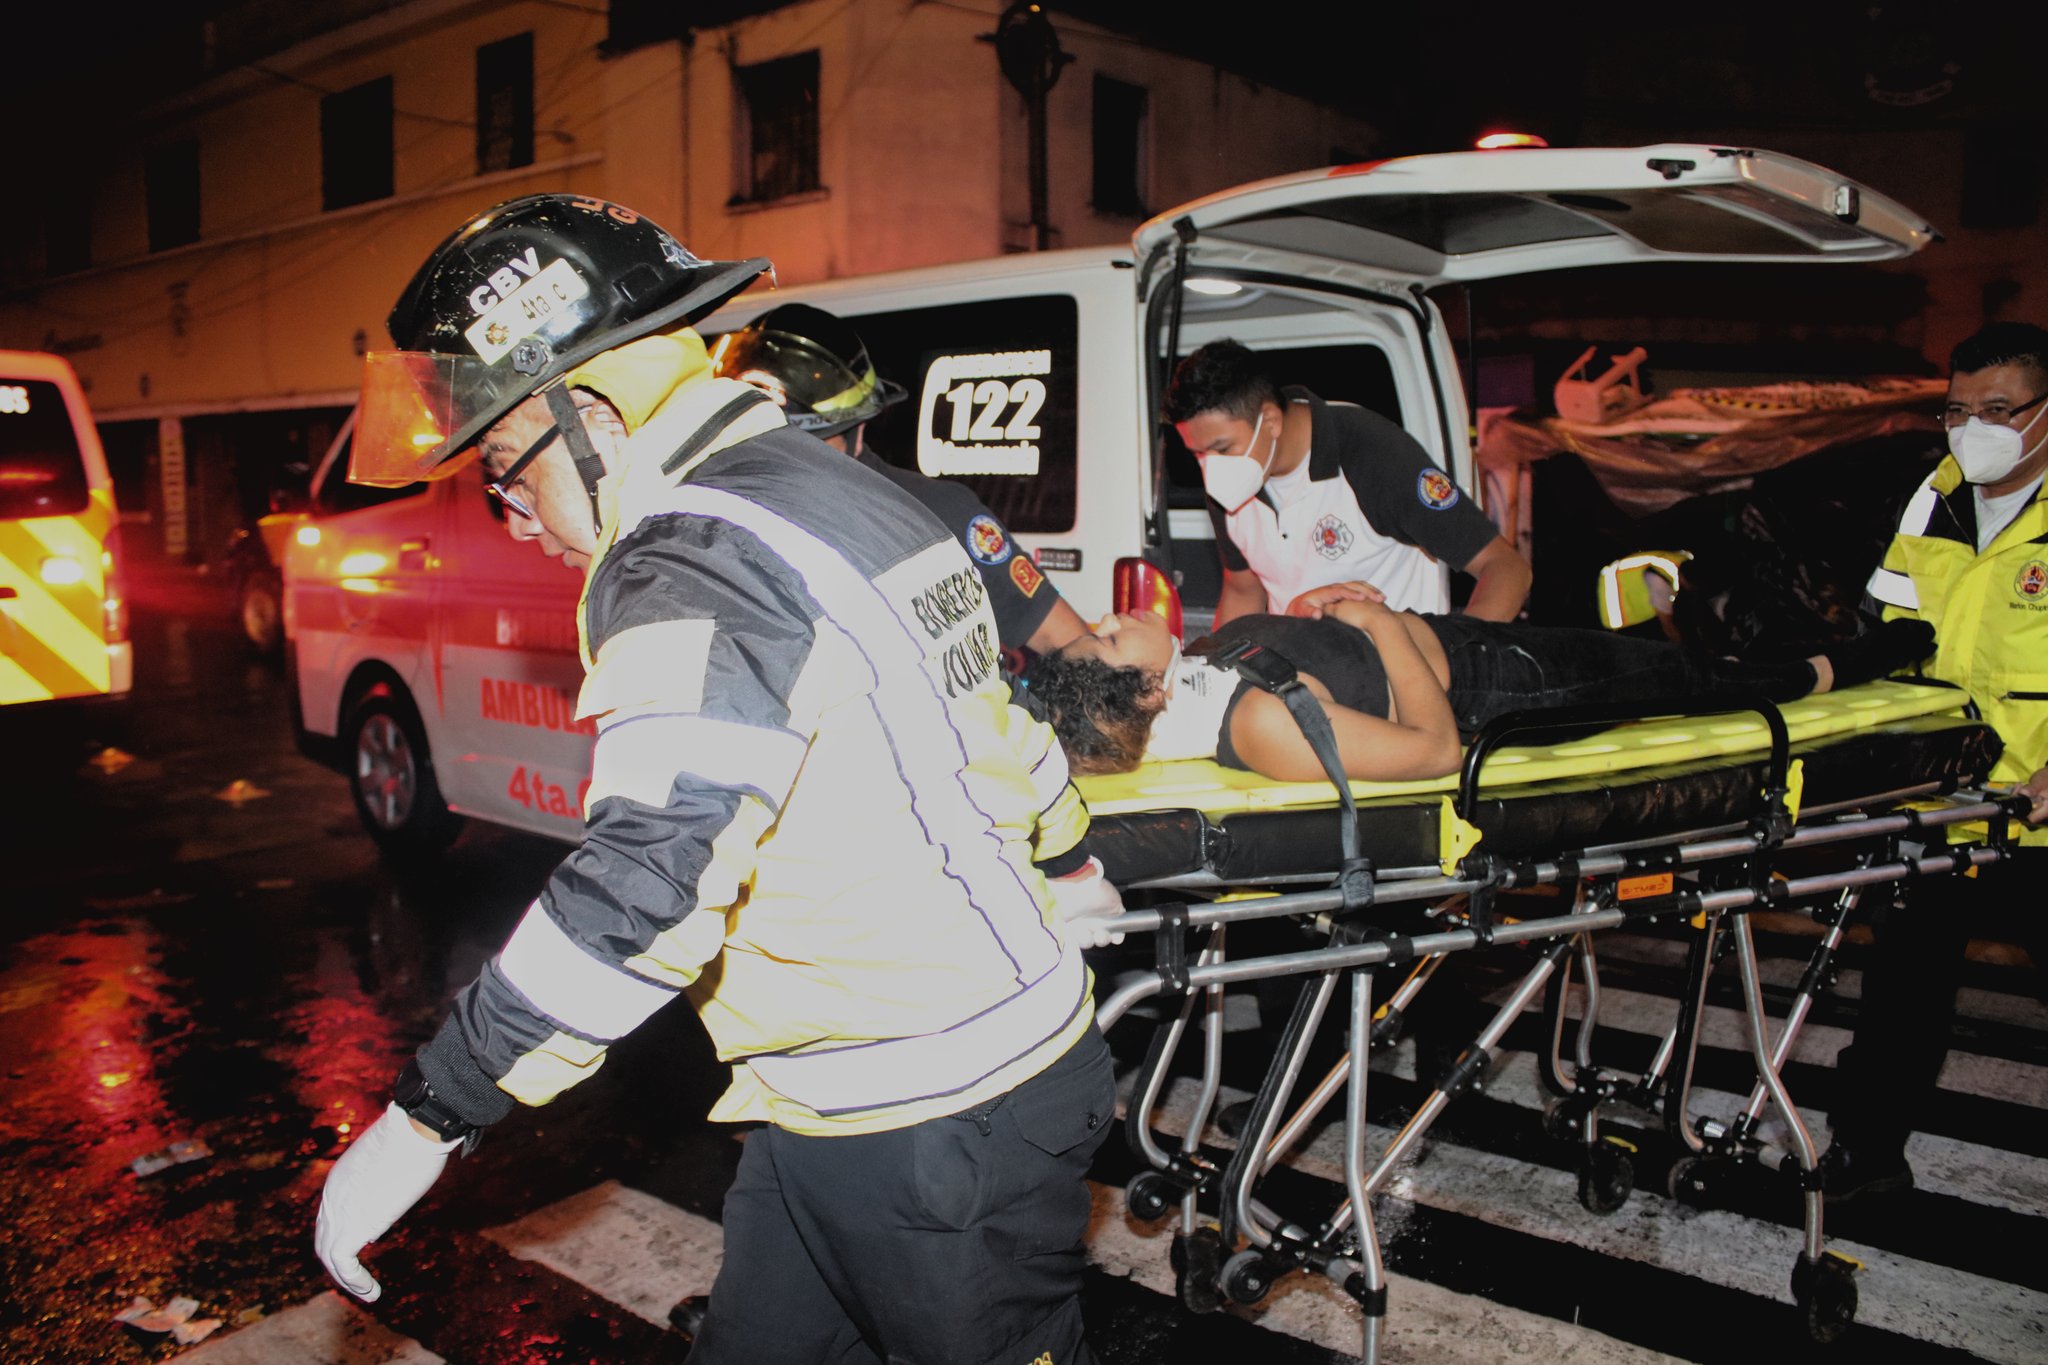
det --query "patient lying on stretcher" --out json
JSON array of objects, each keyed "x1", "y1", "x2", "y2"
[{"x1": 1022, "y1": 598, "x2": 1935, "y2": 784}]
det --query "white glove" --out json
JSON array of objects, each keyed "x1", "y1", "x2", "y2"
[
  {"x1": 314, "y1": 1102, "x2": 463, "y2": 1302},
  {"x1": 1047, "y1": 856, "x2": 1127, "y2": 948}
]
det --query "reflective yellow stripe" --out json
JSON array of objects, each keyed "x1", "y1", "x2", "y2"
[
  {"x1": 0, "y1": 653, "x2": 56, "y2": 704},
  {"x1": 0, "y1": 510, "x2": 111, "y2": 703},
  {"x1": 0, "y1": 599, "x2": 100, "y2": 700},
  {"x1": 0, "y1": 522, "x2": 103, "y2": 637}
]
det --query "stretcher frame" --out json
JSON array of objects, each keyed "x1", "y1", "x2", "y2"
[{"x1": 1084, "y1": 690, "x2": 2022, "y2": 1362}]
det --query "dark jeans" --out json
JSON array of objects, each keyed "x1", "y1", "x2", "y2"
[
  {"x1": 1830, "y1": 847, "x2": 2045, "y2": 1157},
  {"x1": 688, "y1": 1026, "x2": 1116, "y2": 1365},
  {"x1": 1424, "y1": 616, "x2": 1815, "y2": 735}
]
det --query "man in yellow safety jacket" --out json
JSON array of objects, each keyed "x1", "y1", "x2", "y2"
[
  {"x1": 1827, "y1": 321, "x2": 2048, "y2": 1200},
  {"x1": 310, "y1": 194, "x2": 1125, "y2": 1363}
]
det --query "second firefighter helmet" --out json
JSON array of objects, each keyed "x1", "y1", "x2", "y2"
[
  {"x1": 349, "y1": 194, "x2": 770, "y2": 486},
  {"x1": 710, "y1": 303, "x2": 906, "y2": 439}
]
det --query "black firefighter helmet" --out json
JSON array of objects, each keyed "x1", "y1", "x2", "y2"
[
  {"x1": 349, "y1": 194, "x2": 770, "y2": 486},
  {"x1": 710, "y1": 302, "x2": 906, "y2": 440}
]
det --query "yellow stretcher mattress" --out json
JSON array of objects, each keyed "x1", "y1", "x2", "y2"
[{"x1": 1076, "y1": 679, "x2": 1970, "y2": 818}]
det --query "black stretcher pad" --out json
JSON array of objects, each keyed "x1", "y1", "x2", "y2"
[{"x1": 1091, "y1": 716, "x2": 2001, "y2": 886}]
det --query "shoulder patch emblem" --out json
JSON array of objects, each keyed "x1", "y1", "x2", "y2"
[
  {"x1": 966, "y1": 514, "x2": 1013, "y2": 565},
  {"x1": 1417, "y1": 469, "x2": 1460, "y2": 510},
  {"x1": 1311, "y1": 513, "x2": 1354, "y2": 560},
  {"x1": 1010, "y1": 554, "x2": 1044, "y2": 598},
  {"x1": 2016, "y1": 559, "x2": 2048, "y2": 602}
]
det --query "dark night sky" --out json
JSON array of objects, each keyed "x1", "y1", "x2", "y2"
[{"x1": 13, "y1": 1, "x2": 2041, "y2": 153}]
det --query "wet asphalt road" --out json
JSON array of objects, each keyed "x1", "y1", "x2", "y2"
[
  {"x1": 12, "y1": 565, "x2": 2040, "y2": 1364},
  {"x1": 1, "y1": 566, "x2": 1357, "y2": 1365},
  {"x1": 1, "y1": 564, "x2": 747, "y2": 1363}
]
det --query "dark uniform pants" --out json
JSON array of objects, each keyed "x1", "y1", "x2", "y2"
[
  {"x1": 1831, "y1": 847, "x2": 2046, "y2": 1156},
  {"x1": 688, "y1": 1025, "x2": 1116, "y2": 1365}
]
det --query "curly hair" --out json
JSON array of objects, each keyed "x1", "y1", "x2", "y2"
[
  {"x1": 1164, "y1": 339, "x2": 1278, "y2": 425},
  {"x1": 1019, "y1": 651, "x2": 1161, "y2": 775}
]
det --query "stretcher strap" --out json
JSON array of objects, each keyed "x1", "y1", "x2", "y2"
[{"x1": 1207, "y1": 638, "x2": 1371, "y2": 906}]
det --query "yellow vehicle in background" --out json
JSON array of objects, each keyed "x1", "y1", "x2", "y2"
[{"x1": 0, "y1": 350, "x2": 130, "y2": 714}]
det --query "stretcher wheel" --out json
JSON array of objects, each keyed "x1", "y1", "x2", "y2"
[
  {"x1": 1219, "y1": 1248, "x2": 1276, "y2": 1307},
  {"x1": 1172, "y1": 1227, "x2": 1227, "y2": 1315},
  {"x1": 1542, "y1": 1095, "x2": 1590, "y2": 1143},
  {"x1": 1126, "y1": 1171, "x2": 1176, "y2": 1223},
  {"x1": 1577, "y1": 1144, "x2": 1634, "y2": 1214},
  {"x1": 1792, "y1": 1254, "x2": 1859, "y2": 1344},
  {"x1": 1666, "y1": 1155, "x2": 1721, "y2": 1210}
]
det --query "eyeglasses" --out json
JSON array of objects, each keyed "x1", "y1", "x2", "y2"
[
  {"x1": 485, "y1": 475, "x2": 538, "y2": 522},
  {"x1": 1943, "y1": 391, "x2": 2047, "y2": 428},
  {"x1": 483, "y1": 424, "x2": 557, "y2": 521}
]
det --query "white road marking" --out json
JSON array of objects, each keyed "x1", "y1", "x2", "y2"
[
  {"x1": 175, "y1": 1292, "x2": 443, "y2": 1365},
  {"x1": 484, "y1": 1180, "x2": 722, "y2": 1326},
  {"x1": 1143, "y1": 1075, "x2": 2048, "y2": 1364}
]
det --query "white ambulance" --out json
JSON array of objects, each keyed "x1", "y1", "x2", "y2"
[
  {"x1": 286, "y1": 145, "x2": 1936, "y2": 851},
  {"x1": 0, "y1": 350, "x2": 130, "y2": 722}
]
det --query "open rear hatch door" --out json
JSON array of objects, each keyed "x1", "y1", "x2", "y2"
[{"x1": 1134, "y1": 144, "x2": 1938, "y2": 293}]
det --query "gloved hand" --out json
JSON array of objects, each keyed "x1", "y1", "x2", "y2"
[
  {"x1": 314, "y1": 1102, "x2": 463, "y2": 1302},
  {"x1": 1046, "y1": 856, "x2": 1127, "y2": 948}
]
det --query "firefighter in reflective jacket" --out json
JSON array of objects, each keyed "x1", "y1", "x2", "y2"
[
  {"x1": 1827, "y1": 321, "x2": 2048, "y2": 1201},
  {"x1": 314, "y1": 194, "x2": 1124, "y2": 1364}
]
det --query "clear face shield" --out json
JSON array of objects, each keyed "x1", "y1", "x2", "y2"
[{"x1": 347, "y1": 350, "x2": 537, "y2": 487}]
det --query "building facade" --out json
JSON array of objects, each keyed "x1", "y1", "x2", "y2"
[{"x1": 0, "y1": 0, "x2": 1378, "y2": 559}]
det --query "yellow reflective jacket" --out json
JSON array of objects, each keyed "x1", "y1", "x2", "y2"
[
  {"x1": 417, "y1": 341, "x2": 1095, "y2": 1137},
  {"x1": 1868, "y1": 456, "x2": 2048, "y2": 846}
]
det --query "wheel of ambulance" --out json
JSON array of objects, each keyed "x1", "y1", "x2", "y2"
[
  {"x1": 347, "y1": 688, "x2": 463, "y2": 857},
  {"x1": 1219, "y1": 1248, "x2": 1277, "y2": 1307},
  {"x1": 1577, "y1": 1142, "x2": 1634, "y2": 1215},
  {"x1": 1125, "y1": 1171, "x2": 1177, "y2": 1223},
  {"x1": 239, "y1": 567, "x2": 284, "y2": 656},
  {"x1": 1792, "y1": 1254, "x2": 1859, "y2": 1344}
]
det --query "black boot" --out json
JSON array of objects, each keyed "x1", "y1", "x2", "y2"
[{"x1": 1818, "y1": 1140, "x2": 1914, "y2": 1203}]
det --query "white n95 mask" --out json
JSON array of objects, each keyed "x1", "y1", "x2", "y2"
[
  {"x1": 1200, "y1": 411, "x2": 1275, "y2": 513},
  {"x1": 1949, "y1": 401, "x2": 2047, "y2": 486}
]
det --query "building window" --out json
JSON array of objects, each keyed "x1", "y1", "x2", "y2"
[
  {"x1": 1091, "y1": 75, "x2": 1147, "y2": 218},
  {"x1": 322, "y1": 76, "x2": 394, "y2": 211},
  {"x1": 733, "y1": 51, "x2": 819, "y2": 204},
  {"x1": 477, "y1": 33, "x2": 534, "y2": 175},
  {"x1": 145, "y1": 141, "x2": 201, "y2": 252}
]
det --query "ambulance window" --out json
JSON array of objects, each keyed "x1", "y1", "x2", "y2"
[
  {"x1": 315, "y1": 430, "x2": 420, "y2": 514},
  {"x1": 1161, "y1": 343, "x2": 1401, "y2": 506},
  {"x1": 848, "y1": 295, "x2": 1080, "y2": 534},
  {"x1": 0, "y1": 380, "x2": 90, "y2": 520}
]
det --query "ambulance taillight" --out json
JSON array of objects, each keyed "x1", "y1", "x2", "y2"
[{"x1": 1112, "y1": 557, "x2": 1182, "y2": 638}]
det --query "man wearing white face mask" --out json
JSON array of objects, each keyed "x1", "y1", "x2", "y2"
[
  {"x1": 1828, "y1": 321, "x2": 2048, "y2": 1201},
  {"x1": 1166, "y1": 340, "x2": 1531, "y2": 628}
]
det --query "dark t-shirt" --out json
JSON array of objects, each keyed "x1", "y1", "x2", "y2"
[
  {"x1": 1190, "y1": 614, "x2": 1391, "y2": 770},
  {"x1": 1208, "y1": 387, "x2": 1498, "y2": 612},
  {"x1": 855, "y1": 447, "x2": 1061, "y2": 650}
]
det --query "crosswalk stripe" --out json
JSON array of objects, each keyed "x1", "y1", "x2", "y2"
[
  {"x1": 175, "y1": 1291, "x2": 445, "y2": 1364},
  {"x1": 1572, "y1": 933, "x2": 2039, "y2": 1039},
  {"x1": 1081, "y1": 1182, "x2": 1684, "y2": 1363},
  {"x1": 1389, "y1": 1042, "x2": 2048, "y2": 1220},
  {"x1": 478, "y1": 1176, "x2": 1682, "y2": 1364},
  {"x1": 1142, "y1": 1074, "x2": 2048, "y2": 1364},
  {"x1": 485, "y1": 1180, "x2": 722, "y2": 1327},
  {"x1": 1517, "y1": 979, "x2": 2048, "y2": 1108}
]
